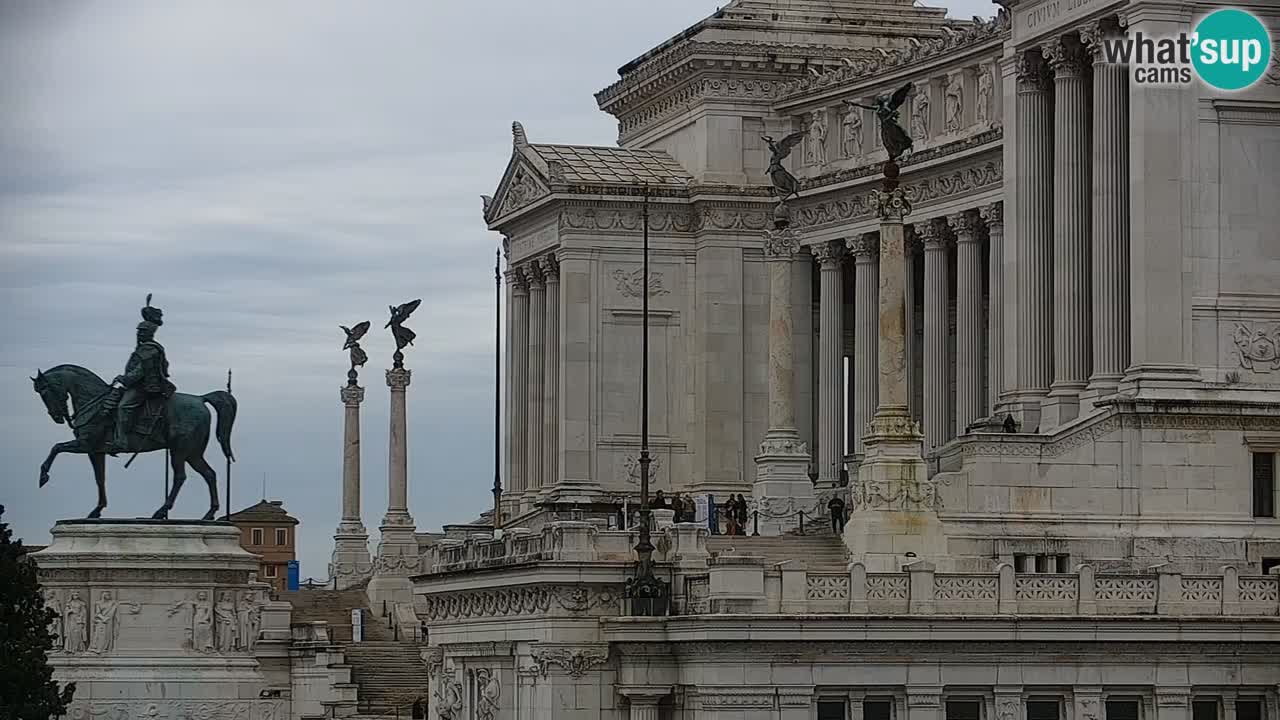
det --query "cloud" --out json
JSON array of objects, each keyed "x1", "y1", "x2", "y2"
[{"x1": 0, "y1": 0, "x2": 995, "y2": 578}]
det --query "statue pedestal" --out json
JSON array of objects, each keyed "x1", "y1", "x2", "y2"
[
  {"x1": 330, "y1": 521, "x2": 373, "y2": 591},
  {"x1": 752, "y1": 430, "x2": 817, "y2": 536},
  {"x1": 33, "y1": 519, "x2": 291, "y2": 718},
  {"x1": 368, "y1": 518, "x2": 419, "y2": 610}
]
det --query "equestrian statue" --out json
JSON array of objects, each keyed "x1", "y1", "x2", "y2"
[{"x1": 32, "y1": 295, "x2": 236, "y2": 520}]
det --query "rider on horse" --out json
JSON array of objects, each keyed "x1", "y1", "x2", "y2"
[{"x1": 111, "y1": 296, "x2": 176, "y2": 451}]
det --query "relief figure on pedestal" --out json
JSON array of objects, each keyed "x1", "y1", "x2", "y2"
[
  {"x1": 434, "y1": 665, "x2": 463, "y2": 720},
  {"x1": 214, "y1": 592, "x2": 239, "y2": 652},
  {"x1": 476, "y1": 668, "x2": 500, "y2": 720},
  {"x1": 46, "y1": 590, "x2": 63, "y2": 651},
  {"x1": 977, "y1": 66, "x2": 993, "y2": 128},
  {"x1": 841, "y1": 102, "x2": 864, "y2": 159},
  {"x1": 911, "y1": 89, "x2": 930, "y2": 141},
  {"x1": 238, "y1": 593, "x2": 263, "y2": 652},
  {"x1": 88, "y1": 591, "x2": 140, "y2": 654},
  {"x1": 168, "y1": 591, "x2": 214, "y2": 653},
  {"x1": 807, "y1": 109, "x2": 828, "y2": 166},
  {"x1": 63, "y1": 590, "x2": 88, "y2": 653},
  {"x1": 944, "y1": 75, "x2": 963, "y2": 133}
]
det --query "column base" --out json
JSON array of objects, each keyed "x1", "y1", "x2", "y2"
[
  {"x1": 330, "y1": 522, "x2": 373, "y2": 590},
  {"x1": 1119, "y1": 363, "x2": 1203, "y2": 400},
  {"x1": 753, "y1": 427, "x2": 816, "y2": 535},
  {"x1": 1003, "y1": 392, "x2": 1047, "y2": 434},
  {"x1": 1081, "y1": 372, "x2": 1124, "y2": 406},
  {"x1": 369, "y1": 520, "x2": 419, "y2": 609},
  {"x1": 1040, "y1": 382, "x2": 1087, "y2": 430}
]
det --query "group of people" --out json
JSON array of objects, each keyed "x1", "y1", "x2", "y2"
[
  {"x1": 721, "y1": 493, "x2": 751, "y2": 535},
  {"x1": 651, "y1": 490, "x2": 698, "y2": 523},
  {"x1": 644, "y1": 491, "x2": 752, "y2": 534}
]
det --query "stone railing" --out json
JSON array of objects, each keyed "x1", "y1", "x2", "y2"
[
  {"x1": 694, "y1": 560, "x2": 1280, "y2": 617},
  {"x1": 431, "y1": 528, "x2": 551, "y2": 573}
]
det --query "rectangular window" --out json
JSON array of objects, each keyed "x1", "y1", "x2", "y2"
[
  {"x1": 947, "y1": 701, "x2": 982, "y2": 720},
  {"x1": 1237, "y1": 700, "x2": 1262, "y2": 720},
  {"x1": 818, "y1": 701, "x2": 847, "y2": 720},
  {"x1": 1028, "y1": 700, "x2": 1060, "y2": 720},
  {"x1": 1254, "y1": 452, "x2": 1276, "y2": 517},
  {"x1": 1192, "y1": 700, "x2": 1218, "y2": 720},
  {"x1": 251, "y1": 528, "x2": 263, "y2": 546},
  {"x1": 264, "y1": 564, "x2": 277, "y2": 579},
  {"x1": 1105, "y1": 700, "x2": 1140, "y2": 720},
  {"x1": 1055, "y1": 555, "x2": 1070, "y2": 573},
  {"x1": 865, "y1": 700, "x2": 894, "y2": 720},
  {"x1": 276, "y1": 528, "x2": 288, "y2": 546},
  {"x1": 1262, "y1": 558, "x2": 1280, "y2": 574}
]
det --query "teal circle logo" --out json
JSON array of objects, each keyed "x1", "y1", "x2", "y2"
[{"x1": 1192, "y1": 9, "x2": 1272, "y2": 90}]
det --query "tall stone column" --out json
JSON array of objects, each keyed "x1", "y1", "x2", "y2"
[
  {"x1": 980, "y1": 202, "x2": 1005, "y2": 411},
  {"x1": 1081, "y1": 19, "x2": 1130, "y2": 400},
  {"x1": 510, "y1": 269, "x2": 530, "y2": 496},
  {"x1": 813, "y1": 241, "x2": 847, "y2": 489},
  {"x1": 919, "y1": 220, "x2": 951, "y2": 454},
  {"x1": 846, "y1": 188, "x2": 945, "y2": 571},
  {"x1": 1042, "y1": 35, "x2": 1091, "y2": 428},
  {"x1": 330, "y1": 383, "x2": 372, "y2": 589},
  {"x1": 541, "y1": 256, "x2": 560, "y2": 495},
  {"x1": 368, "y1": 361, "x2": 418, "y2": 608},
  {"x1": 753, "y1": 215, "x2": 814, "y2": 534},
  {"x1": 950, "y1": 210, "x2": 984, "y2": 434},
  {"x1": 848, "y1": 232, "x2": 879, "y2": 458},
  {"x1": 526, "y1": 263, "x2": 546, "y2": 501},
  {"x1": 905, "y1": 238, "x2": 922, "y2": 422},
  {"x1": 1013, "y1": 49, "x2": 1054, "y2": 432}
]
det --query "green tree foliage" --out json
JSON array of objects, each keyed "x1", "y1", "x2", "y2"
[{"x1": 0, "y1": 504, "x2": 75, "y2": 720}]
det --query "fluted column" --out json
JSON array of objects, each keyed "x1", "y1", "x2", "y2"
[
  {"x1": 949, "y1": 210, "x2": 984, "y2": 434},
  {"x1": 905, "y1": 236, "x2": 922, "y2": 423},
  {"x1": 526, "y1": 264, "x2": 546, "y2": 497},
  {"x1": 541, "y1": 256, "x2": 560, "y2": 492},
  {"x1": 1082, "y1": 19, "x2": 1130, "y2": 399},
  {"x1": 980, "y1": 202, "x2": 1005, "y2": 410},
  {"x1": 848, "y1": 233, "x2": 879, "y2": 457},
  {"x1": 509, "y1": 269, "x2": 530, "y2": 494},
  {"x1": 919, "y1": 220, "x2": 950, "y2": 454},
  {"x1": 1042, "y1": 35, "x2": 1091, "y2": 428},
  {"x1": 814, "y1": 241, "x2": 847, "y2": 487},
  {"x1": 1014, "y1": 50, "x2": 1054, "y2": 430}
]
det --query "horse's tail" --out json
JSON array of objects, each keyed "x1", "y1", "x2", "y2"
[{"x1": 201, "y1": 391, "x2": 237, "y2": 462}]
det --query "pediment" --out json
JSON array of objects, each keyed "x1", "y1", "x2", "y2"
[{"x1": 486, "y1": 151, "x2": 552, "y2": 225}]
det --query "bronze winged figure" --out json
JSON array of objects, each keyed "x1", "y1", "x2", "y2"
[
  {"x1": 762, "y1": 131, "x2": 807, "y2": 202},
  {"x1": 386, "y1": 299, "x2": 422, "y2": 352},
  {"x1": 340, "y1": 321, "x2": 371, "y2": 371},
  {"x1": 847, "y1": 82, "x2": 915, "y2": 162}
]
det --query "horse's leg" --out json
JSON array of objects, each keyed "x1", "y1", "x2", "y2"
[
  {"x1": 187, "y1": 454, "x2": 220, "y2": 521},
  {"x1": 39, "y1": 440, "x2": 84, "y2": 488},
  {"x1": 153, "y1": 451, "x2": 187, "y2": 520},
  {"x1": 88, "y1": 453, "x2": 108, "y2": 519}
]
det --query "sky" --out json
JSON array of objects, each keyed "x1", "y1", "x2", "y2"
[{"x1": 0, "y1": 0, "x2": 994, "y2": 580}]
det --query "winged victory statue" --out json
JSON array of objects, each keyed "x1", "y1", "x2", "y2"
[
  {"x1": 762, "y1": 131, "x2": 807, "y2": 202},
  {"x1": 846, "y1": 82, "x2": 915, "y2": 162},
  {"x1": 386, "y1": 299, "x2": 422, "y2": 354},
  {"x1": 340, "y1": 321, "x2": 371, "y2": 374}
]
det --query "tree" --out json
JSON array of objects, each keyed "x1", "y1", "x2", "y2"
[{"x1": 0, "y1": 504, "x2": 75, "y2": 720}]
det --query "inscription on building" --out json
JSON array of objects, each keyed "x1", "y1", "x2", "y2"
[{"x1": 1015, "y1": 0, "x2": 1112, "y2": 40}]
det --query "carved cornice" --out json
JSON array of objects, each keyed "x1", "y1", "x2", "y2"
[
  {"x1": 558, "y1": 203, "x2": 771, "y2": 235},
  {"x1": 667, "y1": 640, "x2": 1280, "y2": 660},
  {"x1": 792, "y1": 159, "x2": 1001, "y2": 230},
  {"x1": 420, "y1": 583, "x2": 619, "y2": 623}
]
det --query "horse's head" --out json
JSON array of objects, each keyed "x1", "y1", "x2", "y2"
[{"x1": 31, "y1": 369, "x2": 69, "y2": 425}]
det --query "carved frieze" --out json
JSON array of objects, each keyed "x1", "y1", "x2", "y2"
[
  {"x1": 1232, "y1": 323, "x2": 1280, "y2": 371},
  {"x1": 613, "y1": 268, "x2": 670, "y2": 299},
  {"x1": 530, "y1": 645, "x2": 610, "y2": 677},
  {"x1": 421, "y1": 583, "x2": 620, "y2": 622},
  {"x1": 497, "y1": 163, "x2": 550, "y2": 218},
  {"x1": 63, "y1": 701, "x2": 286, "y2": 720},
  {"x1": 792, "y1": 160, "x2": 1001, "y2": 230}
]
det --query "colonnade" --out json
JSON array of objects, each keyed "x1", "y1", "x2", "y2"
[{"x1": 505, "y1": 256, "x2": 561, "y2": 509}]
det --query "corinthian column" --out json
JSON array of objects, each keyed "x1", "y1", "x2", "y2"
[
  {"x1": 526, "y1": 263, "x2": 546, "y2": 498},
  {"x1": 753, "y1": 216, "x2": 813, "y2": 534},
  {"x1": 368, "y1": 358, "x2": 418, "y2": 607},
  {"x1": 509, "y1": 269, "x2": 530, "y2": 495},
  {"x1": 331, "y1": 383, "x2": 371, "y2": 589},
  {"x1": 980, "y1": 202, "x2": 1005, "y2": 411},
  {"x1": 541, "y1": 256, "x2": 560, "y2": 493},
  {"x1": 847, "y1": 232, "x2": 879, "y2": 457},
  {"x1": 949, "y1": 210, "x2": 984, "y2": 434},
  {"x1": 384, "y1": 367, "x2": 413, "y2": 523},
  {"x1": 1081, "y1": 19, "x2": 1130, "y2": 400},
  {"x1": 1042, "y1": 35, "x2": 1091, "y2": 429},
  {"x1": 918, "y1": 220, "x2": 951, "y2": 454},
  {"x1": 813, "y1": 241, "x2": 847, "y2": 488},
  {"x1": 1013, "y1": 50, "x2": 1054, "y2": 431}
]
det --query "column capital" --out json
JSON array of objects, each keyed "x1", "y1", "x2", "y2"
[
  {"x1": 507, "y1": 267, "x2": 529, "y2": 293},
  {"x1": 539, "y1": 254, "x2": 560, "y2": 281},
  {"x1": 874, "y1": 187, "x2": 912, "y2": 222},
  {"x1": 847, "y1": 232, "x2": 880, "y2": 260},
  {"x1": 979, "y1": 201, "x2": 1004, "y2": 229},
  {"x1": 340, "y1": 385, "x2": 366, "y2": 406},
  {"x1": 1015, "y1": 50, "x2": 1052, "y2": 92},
  {"x1": 1043, "y1": 35, "x2": 1088, "y2": 78},
  {"x1": 525, "y1": 261, "x2": 546, "y2": 289},
  {"x1": 946, "y1": 210, "x2": 980, "y2": 241},
  {"x1": 386, "y1": 367, "x2": 412, "y2": 390},
  {"x1": 1078, "y1": 17, "x2": 1124, "y2": 61},
  {"x1": 914, "y1": 219, "x2": 949, "y2": 250},
  {"x1": 763, "y1": 226, "x2": 801, "y2": 260},
  {"x1": 811, "y1": 240, "x2": 847, "y2": 267}
]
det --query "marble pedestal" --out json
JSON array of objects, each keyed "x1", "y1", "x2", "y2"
[
  {"x1": 752, "y1": 430, "x2": 816, "y2": 535},
  {"x1": 330, "y1": 524, "x2": 373, "y2": 591},
  {"x1": 33, "y1": 520, "x2": 291, "y2": 719}
]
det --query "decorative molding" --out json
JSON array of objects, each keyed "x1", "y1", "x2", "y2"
[
  {"x1": 1042, "y1": 36, "x2": 1087, "y2": 78},
  {"x1": 763, "y1": 226, "x2": 802, "y2": 259},
  {"x1": 1015, "y1": 51, "x2": 1052, "y2": 92},
  {"x1": 613, "y1": 268, "x2": 670, "y2": 299},
  {"x1": 793, "y1": 160, "x2": 1000, "y2": 230},
  {"x1": 800, "y1": 127, "x2": 1002, "y2": 193},
  {"x1": 64, "y1": 701, "x2": 286, "y2": 720},
  {"x1": 421, "y1": 584, "x2": 619, "y2": 622},
  {"x1": 530, "y1": 645, "x2": 610, "y2": 678},
  {"x1": 1232, "y1": 323, "x2": 1280, "y2": 371}
]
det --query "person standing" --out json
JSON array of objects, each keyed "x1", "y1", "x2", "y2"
[{"x1": 828, "y1": 495, "x2": 847, "y2": 534}]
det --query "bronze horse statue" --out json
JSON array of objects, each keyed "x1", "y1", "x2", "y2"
[{"x1": 32, "y1": 364, "x2": 236, "y2": 520}]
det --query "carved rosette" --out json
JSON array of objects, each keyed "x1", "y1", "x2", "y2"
[
  {"x1": 762, "y1": 226, "x2": 801, "y2": 260},
  {"x1": 340, "y1": 385, "x2": 365, "y2": 407},
  {"x1": 847, "y1": 232, "x2": 879, "y2": 260},
  {"x1": 873, "y1": 187, "x2": 912, "y2": 222},
  {"x1": 979, "y1": 201, "x2": 1004, "y2": 230},
  {"x1": 810, "y1": 240, "x2": 846, "y2": 268},
  {"x1": 1015, "y1": 51, "x2": 1051, "y2": 93},
  {"x1": 1042, "y1": 36, "x2": 1087, "y2": 79}
]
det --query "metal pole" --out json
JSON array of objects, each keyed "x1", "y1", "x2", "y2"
[
  {"x1": 223, "y1": 369, "x2": 232, "y2": 520},
  {"x1": 164, "y1": 448, "x2": 170, "y2": 501},
  {"x1": 493, "y1": 247, "x2": 503, "y2": 529},
  {"x1": 635, "y1": 186, "x2": 654, "y2": 579}
]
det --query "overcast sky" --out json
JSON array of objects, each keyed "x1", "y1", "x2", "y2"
[{"x1": 1, "y1": 0, "x2": 993, "y2": 579}]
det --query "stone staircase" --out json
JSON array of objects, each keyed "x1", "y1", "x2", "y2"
[
  {"x1": 278, "y1": 587, "x2": 393, "y2": 643},
  {"x1": 706, "y1": 533, "x2": 849, "y2": 571},
  {"x1": 342, "y1": 642, "x2": 431, "y2": 715}
]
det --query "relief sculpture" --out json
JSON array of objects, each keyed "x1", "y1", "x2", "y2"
[{"x1": 1233, "y1": 322, "x2": 1280, "y2": 371}]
